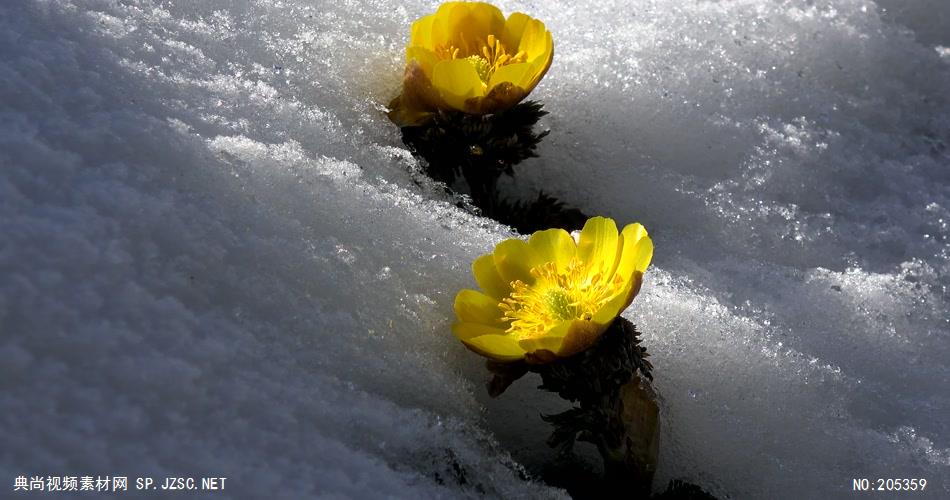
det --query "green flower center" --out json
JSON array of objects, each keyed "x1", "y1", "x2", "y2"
[
  {"x1": 466, "y1": 55, "x2": 491, "y2": 83},
  {"x1": 543, "y1": 288, "x2": 576, "y2": 322}
]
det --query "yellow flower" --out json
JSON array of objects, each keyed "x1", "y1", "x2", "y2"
[
  {"x1": 453, "y1": 217, "x2": 653, "y2": 363},
  {"x1": 389, "y1": 2, "x2": 554, "y2": 126}
]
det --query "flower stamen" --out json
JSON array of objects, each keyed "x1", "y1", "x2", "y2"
[
  {"x1": 435, "y1": 35, "x2": 528, "y2": 85},
  {"x1": 499, "y1": 258, "x2": 627, "y2": 340}
]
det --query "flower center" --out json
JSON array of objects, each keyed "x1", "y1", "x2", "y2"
[
  {"x1": 499, "y1": 258, "x2": 626, "y2": 340},
  {"x1": 436, "y1": 34, "x2": 527, "y2": 85}
]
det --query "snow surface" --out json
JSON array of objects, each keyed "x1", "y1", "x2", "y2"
[{"x1": 1, "y1": 0, "x2": 949, "y2": 498}]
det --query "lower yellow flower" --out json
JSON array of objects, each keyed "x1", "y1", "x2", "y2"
[{"x1": 453, "y1": 217, "x2": 653, "y2": 363}]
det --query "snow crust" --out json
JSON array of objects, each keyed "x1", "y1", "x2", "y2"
[{"x1": 1, "y1": 0, "x2": 948, "y2": 498}]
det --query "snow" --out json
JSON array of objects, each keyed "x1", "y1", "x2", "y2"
[{"x1": 1, "y1": 0, "x2": 948, "y2": 498}]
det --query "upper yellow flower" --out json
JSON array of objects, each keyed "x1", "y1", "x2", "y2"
[
  {"x1": 389, "y1": 2, "x2": 554, "y2": 126},
  {"x1": 453, "y1": 217, "x2": 653, "y2": 363}
]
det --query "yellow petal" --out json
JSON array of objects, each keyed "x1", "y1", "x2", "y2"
[
  {"x1": 452, "y1": 321, "x2": 507, "y2": 340},
  {"x1": 488, "y1": 61, "x2": 533, "y2": 90},
  {"x1": 458, "y1": 333, "x2": 526, "y2": 362},
  {"x1": 517, "y1": 321, "x2": 569, "y2": 354},
  {"x1": 614, "y1": 223, "x2": 653, "y2": 282},
  {"x1": 517, "y1": 18, "x2": 550, "y2": 63},
  {"x1": 405, "y1": 46, "x2": 439, "y2": 77},
  {"x1": 454, "y1": 289, "x2": 506, "y2": 328},
  {"x1": 630, "y1": 234, "x2": 654, "y2": 273},
  {"x1": 591, "y1": 273, "x2": 639, "y2": 323},
  {"x1": 577, "y1": 216, "x2": 619, "y2": 279},
  {"x1": 501, "y1": 12, "x2": 531, "y2": 52},
  {"x1": 518, "y1": 336, "x2": 563, "y2": 359},
  {"x1": 438, "y1": 2, "x2": 505, "y2": 56},
  {"x1": 527, "y1": 228, "x2": 576, "y2": 273},
  {"x1": 432, "y1": 59, "x2": 486, "y2": 112},
  {"x1": 472, "y1": 253, "x2": 510, "y2": 300},
  {"x1": 410, "y1": 13, "x2": 436, "y2": 49},
  {"x1": 493, "y1": 238, "x2": 539, "y2": 286},
  {"x1": 525, "y1": 31, "x2": 554, "y2": 90},
  {"x1": 501, "y1": 15, "x2": 553, "y2": 92},
  {"x1": 428, "y1": 3, "x2": 457, "y2": 49}
]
